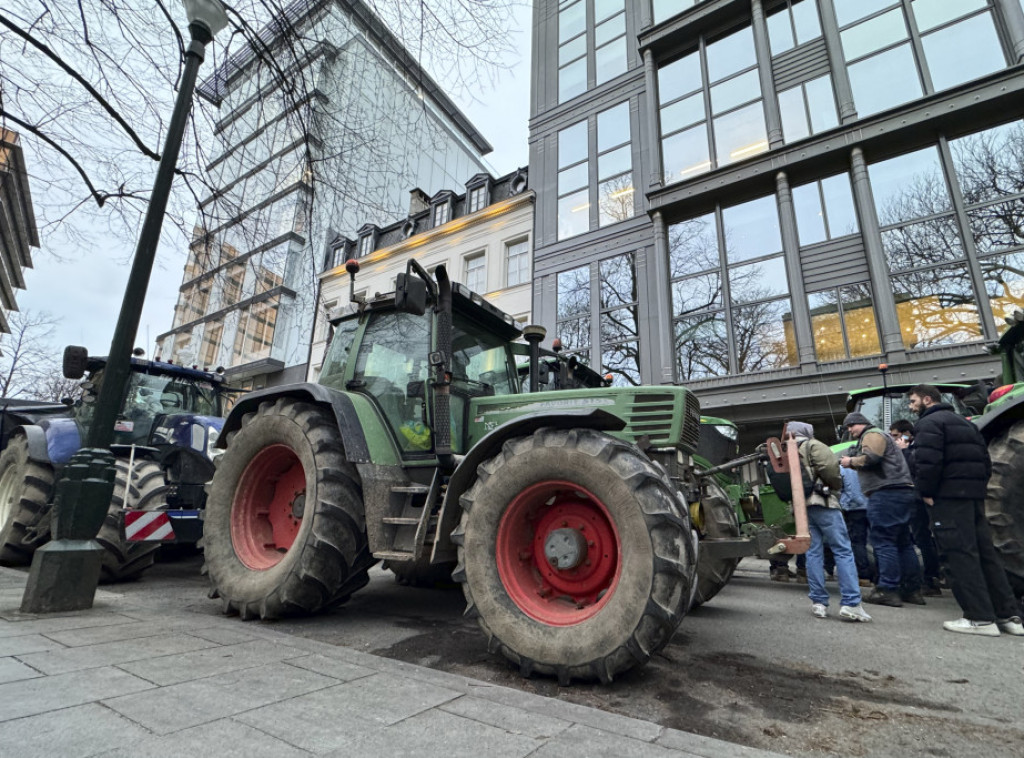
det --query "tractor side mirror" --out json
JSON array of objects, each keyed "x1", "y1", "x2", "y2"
[
  {"x1": 63, "y1": 345, "x2": 89, "y2": 379},
  {"x1": 395, "y1": 273, "x2": 427, "y2": 316}
]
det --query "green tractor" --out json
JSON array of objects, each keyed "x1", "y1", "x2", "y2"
[
  {"x1": 203, "y1": 260, "x2": 716, "y2": 683},
  {"x1": 976, "y1": 310, "x2": 1024, "y2": 599}
]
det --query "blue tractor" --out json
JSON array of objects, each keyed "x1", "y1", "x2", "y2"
[{"x1": 0, "y1": 347, "x2": 230, "y2": 580}]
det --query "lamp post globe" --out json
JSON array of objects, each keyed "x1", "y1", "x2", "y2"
[{"x1": 19, "y1": 0, "x2": 228, "y2": 613}]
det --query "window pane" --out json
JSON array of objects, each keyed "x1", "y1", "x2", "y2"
[
  {"x1": 805, "y1": 75, "x2": 838, "y2": 133},
  {"x1": 559, "y1": 58, "x2": 587, "y2": 102},
  {"x1": 557, "y1": 265, "x2": 590, "y2": 318},
  {"x1": 601, "y1": 307, "x2": 637, "y2": 341},
  {"x1": 663, "y1": 124, "x2": 711, "y2": 183},
  {"x1": 882, "y1": 215, "x2": 964, "y2": 271},
  {"x1": 659, "y1": 53, "x2": 701, "y2": 104},
  {"x1": 598, "y1": 145, "x2": 631, "y2": 179},
  {"x1": 557, "y1": 189, "x2": 590, "y2": 240},
  {"x1": 710, "y1": 70, "x2": 762, "y2": 115},
  {"x1": 982, "y1": 252, "x2": 1024, "y2": 331},
  {"x1": 968, "y1": 201, "x2": 1024, "y2": 255},
  {"x1": 723, "y1": 195, "x2": 782, "y2": 263},
  {"x1": 809, "y1": 291, "x2": 847, "y2": 361},
  {"x1": 598, "y1": 175, "x2": 634, "y2": 226},
  {"x1": 661, "y1": 93, "x2": 706, "y2": 136},
  {"x1": 841, "y1": 284, "x2": 882, "y2": 357},
  {"x1": 713, "y1": 101, "x2": 768, "y2": 166},
  {"x1": 729, "y1": 257, "x2": 790, "y2": 303},
  {"x1": 594, "y1": 0, "x2": 623, "y2": 24},
  {"x1": 732, "y1": 298, "x2": 798, "y2": 370},
  {"x1": 558, "y1": 162, "x2": 589, "y2": 194},
  {"x1": 911, "y1": 0, "x2": 986, "y2": 32},
  {"x1": 792, "y1": 182, "x2": 827, "y2": 246},
  {"x1": 821, "y1": 173, "x2": 859, "y2": 237},
  {"x1": 603, "y1": 342, "x2": 641, "y2": 387},
  {"x1": 597, "y1": 102, "x2": 631, "y2": 151},
  {"x1": 848, "y1": 44, "x2": 921, "y2": 117},
  {"x1": 869, "y1": 146, "x2": 950, "y2": 226},
  {"x1": 767, "y1": 7, "x2": 795, "y2": 55},
  {"x1": 559, "y1": 35, "x2": 586, "y2": 66},
  {"x1": 778, "y1": 85, "x2": 810, "y2": 143},
  {"x1": 465, "y1": 256, "x2": 486, "y2": 293},
  {"x1": 834, "y1": 0, "x2": 899, "y2": 27},
  {"x1": 557, "y1": 317, "x2": 591, "y2": 351},
  {"x1": 595, "y1": 11, "x2": 625, "y2": 46},
  {"x1": 892, "y1": 265, "x2": 983, "y2": 347},
  {"x1": 921, "y1": 14, "x2": 1004, "y2": 92},
  {"x1": 675, "y1": 314, "x2": 730, "y2": 380},
  {"x1": 559, "y1": 1, "x2": 585, "y2": 43},
  {"x1": 669, "y1": 214, "x2": 719, "y2": 277},
  {"x1": 792, "y1": 0, "x2": 822, "y2": 44},
  {"x1": 558, "y1": 121, "x2": 588, "y2": 168},
  {"x1": 654, "y1": 0, "x2": 698, "y2": 24},
  {"x1": 950, "y1": 121, "x2": 1024, "y2": 205},
  {"x1": 706, "y1": 26, "x2": 757, "y2": 82},
  {"x1": 596, "y1": 38, "x2": 627, "y2": 85},
  {"x1": 673, "y1": 273, "x2": 724, "y2": 315},
  {"x1": 506, "y1": 240, "x2": 530, "y2": 287},
  {"x1": 600, "y1": 254, "x2": 636, "y2": 308},
  {"x1": 841, "y1": 8, "x2": 907, "y2": 61}
]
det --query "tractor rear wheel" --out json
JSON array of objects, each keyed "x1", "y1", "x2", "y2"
[
  {"x1": 203, "y1": 398, "x2": 373, "y2": 619},
  {"x1": 691, "y1": 480, "x2": 741, "y2": 608},
  {"x1": 454, "y1": 427, "x2": 696, "y2": 684},
  {"x1": 986, "y1": 420, "x2": 1024, "y2": 596},
  {"x1": 96, "y1": 459, "x2": 168, "y2": 582},
  {"x1": 0, "y1": 436, "x2": 55, "y2": 565}
]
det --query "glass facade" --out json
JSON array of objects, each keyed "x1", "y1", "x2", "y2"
[
  {"x1": 808, "y1": 285, "x2": 881, "y2": 361},
  {"x1": 558, "y1": 0, "x2": 629, "y2": 103},
  {"x1": 556, "y1": 264, "x2": 591, "y2": 357},
  {"x1": 599, "y1": 254, "x2": 640, "y2": 385}
]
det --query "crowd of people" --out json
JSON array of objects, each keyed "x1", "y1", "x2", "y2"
[{"x1": 779, "y1": 385, "x2": 1023, "y2": 637}]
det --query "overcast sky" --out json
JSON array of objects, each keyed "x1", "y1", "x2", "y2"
[{"x1": 18, "y1": 4, "x2": 532, "y2": 361}]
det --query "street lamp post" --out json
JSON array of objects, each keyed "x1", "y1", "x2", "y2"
[{"x1": 21, "y1": 0, "x2": 229, "y2": 613}]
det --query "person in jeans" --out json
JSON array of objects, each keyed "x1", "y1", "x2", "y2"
[
  {"x1": 909, "y1": 384, "x2": 1024, "y2": 637},
  {"x1": 839, "y1": 461, "x2": 873, "y2": 587},
  {"x1": 890, "y1": 419, "x2": 942, "y2": 595},
  {"x1": 789, "y1": 421, "x2": 871, "y2": 623},
  {"x1": 839, "y1": 412, "x2": 923, "y2": 607}
]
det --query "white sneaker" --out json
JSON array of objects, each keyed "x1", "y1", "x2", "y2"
[
  {"x1": 812, "y1": 603, "x2": 828, "y2": 619},
  {"x1": 996, "y1": 616, "x2": 1024, "y2": 636},
  {"x1": 942, "y1": 618, "x2": 1000, "y2": 637},
  {"x1": 839, "y1": 604, "x2": 872, "y2": 623}
]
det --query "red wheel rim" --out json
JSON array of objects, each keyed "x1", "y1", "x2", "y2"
[
  {"x1": 495, "y1": 480, "x2": 620, "y2": 626},
  {"x1": 230, "y1": 444, "x2": 307, "y2": 570}
]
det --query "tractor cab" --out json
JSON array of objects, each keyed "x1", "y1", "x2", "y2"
[{"x1": 844, "y1": 383, "x2": 970, "y2": 432}]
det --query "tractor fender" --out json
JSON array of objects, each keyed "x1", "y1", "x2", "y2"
[
  {"x1": 974, "y1": 392, "x2": 1024, "y2": 439},
  {"x1": 218, "y1": 383, "x2": 371, "y2": 462},
  {"x1": 11, "y1": 424, "x2": 52, "y2": 465},
  {"x1": 444, "y1": 408, "x2": 627, "y2": 516}
]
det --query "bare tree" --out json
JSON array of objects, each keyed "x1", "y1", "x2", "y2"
[
  {"x1": 0, "y1": 309, "x2": 59, "y2": 399},
  {"x1": 32, "y1": 373, "x2": 83, "y2": 404}
]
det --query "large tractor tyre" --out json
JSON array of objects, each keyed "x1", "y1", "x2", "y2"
[
  {"x1": 454, "y1": 427, "x2": 696, "y2": 685},
  {"x1": 96, "y1": 459, "x2": 169, "y2": 583},
  {"x1": 0, "y1": 436, "x2": 55, "y2": 566},
  {"x1": 203, "y1": 398, "x2": 374, "y2": 620},
  {"x1": 385, "y1": 557, "x2": 458, "y2": 588},
  {"x1": 691, "y1": 480, "x2": 741, "y2": 608},
  {"x1": 986, "y1": 420, "x2": 1024, "y2": 596}
]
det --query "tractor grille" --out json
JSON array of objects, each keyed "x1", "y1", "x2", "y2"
[
  {"x1": 622, "y1": 393, "x2": 677, "y2": 446},
  {"x1": 681, "y1": 391, "x2": 701, "y2": 452}
]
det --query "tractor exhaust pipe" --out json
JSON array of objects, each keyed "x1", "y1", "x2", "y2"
[
  {"x1": 522, "y1": 325, "x2": 546, "y2": 393},
  {"x1": 433, "y1": 265, "x2": 454, "y2": 472}
]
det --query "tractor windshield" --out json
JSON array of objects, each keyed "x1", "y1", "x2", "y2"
[
  {"x1": 318, "y1": 317, "x2": 361, "y2": 391},
  {"x1": 857, "y1": 390, "x2": 969, "y2": 428}
]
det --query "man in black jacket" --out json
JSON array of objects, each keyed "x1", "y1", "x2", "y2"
[{"x1": 909, "y1": 384, "x2": 1023, "y2": 637}]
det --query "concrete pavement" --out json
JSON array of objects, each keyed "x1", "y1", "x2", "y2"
[{"x1": 0, "y1": 566, "x2": 785, "y2": 758}]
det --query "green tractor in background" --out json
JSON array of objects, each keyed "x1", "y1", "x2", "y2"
[{"x1": 202, "y1": 260, "x2": 720, "y2": 683}]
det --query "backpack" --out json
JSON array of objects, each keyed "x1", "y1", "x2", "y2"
[{"x1": 767, "y1": 439, "x2": 816, "y2": 503}]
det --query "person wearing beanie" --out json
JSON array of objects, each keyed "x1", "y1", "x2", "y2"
[
  {"x1": 840, "y1": 412, "x2": 923, "y2": 608},
  {"x1": 789, "y1": 421, "x2": 871, "y2": 623}
]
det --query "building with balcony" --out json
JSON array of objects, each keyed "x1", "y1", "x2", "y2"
[
  {"x1": 529, "y1": 0, "x2": 1024, "y2": 443},
  {"x1": 156, "y1": 0, "x2": 490, "y2": 389},
  {"x1": 0, "y1": 129, "x2": 38, "y2": 335},
  {"x1": 310, "y1": 167, "x2": 533, "y2": 378}
]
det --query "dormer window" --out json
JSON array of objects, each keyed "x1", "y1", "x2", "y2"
[
  {"x1": 430, "y1": 190, "x2": 454, "y2": 228},
  {"x1": 465, "y1": 173, "x2": 494, "y2": 214},
  {"x1": 359, "y1": 234, "x2": 373, "y2": 257},
  {"x1": 468, "y1": 185, "x2": 487, "y2": 213},
  {"x1": 433, "y1": 201, "x2": 451, "y2": 227}
]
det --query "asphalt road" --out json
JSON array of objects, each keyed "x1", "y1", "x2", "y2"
[{"x1": 105, "y1": 553, "x2": 1024, "y2": 758}]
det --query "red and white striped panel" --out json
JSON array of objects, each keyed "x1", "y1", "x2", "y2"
[{"x1": 124, "y1": 511, "x2": 176, "y2": 541}]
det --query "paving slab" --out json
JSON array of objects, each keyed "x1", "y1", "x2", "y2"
[
  {"x1": 41, "y1": 618, "x2": 201, "y2": 647},
  {"x1": 16, "y1": 632, "x2": 220, "y2": 675},
  {"x1": 0, "y1": 613, "x2": 138, "y2": 638},
  {"x1": 325, "y1": 706, "x2": 545, "y2": 758},
  {"x1": 0, "y1": 633, "x2": 65, "y2": 657},
  {"x1": 439, "y1": 694, "x2": 574, "y2": 740},
  {"x1": 102, "y1": 661, "x2": 338, "y2": 734},
  {"x1": 657, "y1": 728, "x2": 790, "y2": 758},
  {"x1": 0, "y1": 666, "x2": 154, "y2": 723},
  {"x1": 0, "y1": 656, "x2": 42, "y2": 685},
  {"x1": 92, "y1": 715, "x2": 314, "y2": 758},
  {"x1": 0, "y1": 703, "x2": 152, "y2": 758},
  {"x1": 528, "y1": 722, "x2": 696, "y2": 758},
  {"x1": 115, "y1": 637, "x2": 308, "y2": 685},
  {"x1": 283, "y1": 653, "x2": 377, "y2": 682}
]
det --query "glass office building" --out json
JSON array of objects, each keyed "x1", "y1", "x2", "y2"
[{"x1": 530, "y1": 0, "x2": 1024, "y2": 442}]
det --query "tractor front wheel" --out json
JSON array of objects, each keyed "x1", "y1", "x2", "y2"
[
  {"x1": 96, "y1": 459, "x2": 168, "y2": 582},
  {"x1": 203, "y1": 398, "x2": 373, "y2": 619},
  {"x1": 691, "y1": 480, "x2": 741, "y2": 608},
  {"x1": 0, "y1": 436, "x2": 55, "y2": 566},
  {"x1": 986, "y1": 420, "x2": 1024, "y2": 596},
  {"x1": 454, "y1": 428, "x2": 696, "y2": 684}
]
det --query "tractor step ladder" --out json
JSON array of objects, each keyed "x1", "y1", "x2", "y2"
[{"x1": 373, "y1": 471, "x2": 441, "y2": 561}]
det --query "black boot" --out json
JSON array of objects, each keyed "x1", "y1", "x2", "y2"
[{"x1": 865, "y1": 588, "x2": 903, "y2": 607}]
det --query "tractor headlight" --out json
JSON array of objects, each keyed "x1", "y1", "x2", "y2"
[{"x1": 206, "y1": 427, "x2": 223, "y2": 460}]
